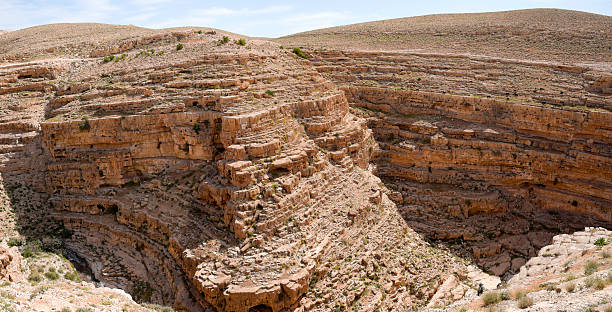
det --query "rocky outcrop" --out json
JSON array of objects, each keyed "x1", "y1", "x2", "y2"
[
  {"x1": 0, "y1": 246, "x2": 22, "y2": 282},
  {"x1": 306, "y1": 49, "x2": 612, "y2": 278}
]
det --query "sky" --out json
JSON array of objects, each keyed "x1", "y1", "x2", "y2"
[{"x1": 0, "y1": 0, "x2": 610, "y2": 37}]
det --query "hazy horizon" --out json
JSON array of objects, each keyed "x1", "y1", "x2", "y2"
[{"x1": 1, "y1": 0, "x2": 611, "y2": 37}]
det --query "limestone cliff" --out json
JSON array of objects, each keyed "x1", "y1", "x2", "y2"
[{"x1": 302, "y1": 49, "x2": 612, "y2": 279}]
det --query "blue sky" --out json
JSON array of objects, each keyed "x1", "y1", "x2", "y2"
[{"x1": 1, "y1": 0, "x2": 610, "y2": 37}]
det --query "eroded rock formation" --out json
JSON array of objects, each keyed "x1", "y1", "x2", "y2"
[
  {"x1": 303, "y1": 49, "x2": 612, "y2": 278},
  {"x1": 0, "y1": 10, "x2": 610, "y2": 311}
]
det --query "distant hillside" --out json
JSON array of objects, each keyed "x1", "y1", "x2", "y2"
[
  {"x1": 0, "y1": 23, "x2": 223, "y2": 61},
  {"x1": 278, "y1": 9, "x2": 612, "y2": 63}
]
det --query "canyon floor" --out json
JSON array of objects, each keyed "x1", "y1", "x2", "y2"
[{"x1": 0, "y1": 8, "x2": 611, "y2": 312}]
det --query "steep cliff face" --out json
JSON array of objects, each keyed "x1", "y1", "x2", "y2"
[
  {"x1": 303, "y1": 49, "x2": 612, "y2": 278},
  {"x1": 0, "y1": 26, "x2": 494, "y2": 312},
  {"x1": 34, "y1": 35, "x2": 382, "y2": 310},
  {"x1": 2, "y1": 11, "x2": 611, "y2": 312}
]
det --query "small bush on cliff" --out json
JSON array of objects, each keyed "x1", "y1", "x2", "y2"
[
  {"x1": 44, "y1": 271, "x2": 59, "y2": 281},
  {"x1": 585, "y1": 276, "x2": 606, "y2": 290},
  {"x1": 594, "y1": 237, "x2": 609, "y2": 247},
  {"x1": 585, "y1": 260, "x2": 598, "y2": 275},
  {"x1": 22, "y1": 248, "x2": 33, "y2": 258},
  {"x1": 234, "y1": 38, "x2": 246, "y2": 46},
  {"x1": 193, "y1": 122, "x2": 200, "y2": 134},
  {"x1": 28, "y1": 272, "x2": 42, "y2": 284},
  {"x1": 79, "y1": 117, "x2": 90, "y2": 131},
  {"x1": 103, "y1": 55, "x2": 115, "y2": 63},
  {"x1": 220, "y1": 36, "x2": 230, "y2": 44},
  {"x1": 265, "y1": 90, "x2": 274, "y2": 97},
  {"x1": 292, "y1": 47, "x2": 307, "y2": 59},
  {"x1": 64, "y1": 271, "x2": 80, "y2": 282},
  {"x1": 176, "y1": 43, "x2": 184, "y2": 51},
  {"x1": 482, "y1": 292, "x2": 501, "y2": 306},
  {"x1": 7, "y1": 237, "x2": 23, "y2": 247},
  {"x1": 517, "y1": 296, "x2": 534, "y2": 309}
]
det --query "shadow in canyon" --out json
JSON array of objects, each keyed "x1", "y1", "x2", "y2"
[{"x1": 381, "y1": 176, "x2": 612, "y2": 280}]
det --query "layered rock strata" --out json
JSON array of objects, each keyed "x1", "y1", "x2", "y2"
[
  {"x1": 305, "y1": 49, "x2": 612, "y2": 278},
  {"x1": 2, "y1": 30, "x2": 486, "y2": 312}
]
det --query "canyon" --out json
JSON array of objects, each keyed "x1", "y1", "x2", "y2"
[{"x1": 0, "y1": 8, "x2": 611, "y2": 312}]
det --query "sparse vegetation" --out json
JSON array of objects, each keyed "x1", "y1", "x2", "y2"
[
  {"x1": 193, "y1": 122, "x2": 200, "y2": 134},
  {"x1": 585, "y1": 276, "x2": 606, "y2": 290},
  {"x1": 292, "y1": 47, "x2": 307, "y2": 59},
  {"x1": 234, "y1": 38, "x2": 246, "y2": 46},
  {"x1": 566, "y1": 282, "x2": 575, "y2": 292},
  {"x1": 79, "y1": 117, "x2": 91, "y2": 131},
  {"x1": 585, "y1": 260, "x2": 598, "y2": 275},
  {"x1": 595, "y1": 237, "x2": 609, "y2": 247},
  {"x1": 220, "y1": 36, "x2": 230, "y2": 44},
  {"x1": 176, "y1": 43, "x2": 184, "y2": 51},
  {"x1": 103, "y1": 55, "x2": 115, "y2": 63},
  {"x1": 482, "y1": 292, "x2": 501, "y2": 306},
  {"x1": 28, "y1": 272, "x2": 42, "y2": 284},
  {"x1": 7, "y1": 237, "x2": 23, "y2": 247},
  {"x1": 64, "y1": 271, "x2": 80, "y2": 282},
  {"x1": 265, "y1": 90, "x2": 274, "y2": 96},
  {"x1": 142, "y1": 304, "x2": 174, "y2": 312},
  {"x1": 44, "y1": 270, "x2": 59, "y2": 281},
  {"x1": 22, "y1": 248, "x2": 33, "y2": 258},
  {"x1": 517, "y1": 296, "x2": 534, "y2": 309}
]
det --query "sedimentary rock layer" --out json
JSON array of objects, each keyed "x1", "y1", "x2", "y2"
[{"x1": 306, "y1": 49, "x2": 612, "y2": 278}]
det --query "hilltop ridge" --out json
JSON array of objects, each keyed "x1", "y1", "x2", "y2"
[{"x1": 279, "y1": 8, "x2": 612, "y2": 63}]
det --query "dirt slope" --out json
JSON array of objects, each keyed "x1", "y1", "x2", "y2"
[{"x1": 278, "y1": 8, "x2": 612, "y2": 63}]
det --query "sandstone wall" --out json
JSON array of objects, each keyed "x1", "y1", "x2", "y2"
[{"x1": 306, "y1": 49, "x2": 612, "y2": 278}]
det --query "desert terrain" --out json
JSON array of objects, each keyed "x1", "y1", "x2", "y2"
[{"x1": 0, "y1": 8, "x2": 611, "y2": 312}]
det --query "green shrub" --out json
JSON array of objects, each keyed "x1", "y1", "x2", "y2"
[
  {"x1": 197, "y1": 30, "x2": 202, "y2": 34},
  {"x1": 585, "y1": 260, "x2": 598, "y2": 275},
  {"x1": 22, "y1": 248, "x2": 33, "y2": 258},
  {"x1": 28, "y1": 273, "x2": 42, "y2": 284},
  {"x1": 158, "y1": 50, "x2": 165, "y2": 56},
  {"x1": 292, "y1": 47, "x2": 307, "y2": 59},
  {"x1": 595, "y1": 237, "x2": 609, "y2": 247},
  {"x1": 585, "y1": 277, "x2": 606, "y2": 290},
  {"x1": 279, "y1": 45, "x2": 284, "y2": 49},
  {"x1": 482, "y1": 292, "x2": 501, "y2": 306},
  {"x1": 176, "y1": 43, "x2": 184, "y2": 51},
  {"x1": 64, "y1": 271, "x2": 80, "y2": 282},
  {"x1": 265, "y1": 90, "x2": 274, "y2": 97},
  {"x1": 79, "y1": 117, "x2": 90, "y2": 131},
  {"x1": 7, "y1": 237, "x2": 23, "y2": 247},
  {"x1": 44, "y1": 271, "x2": 59, "y2": 281},
  {"x1": 517, "y1": 296, "x2": 534, "y2": 309},
  {"x1": 62, "y1": 308, "x2": 71, "y2": 312},
  {"x1": 192, "y1": 122, "x2": 200, "y2": 134},
  {"x1": 234, "y1": 38, "x2": 246, "y2": 46},
  {"x1": 103, "y1": 55, "x2": 115, "y2": 63},
  {"x1": 76, "y1": 308, "x2": 93, "y2": 312},
  {"x1": 221, "y1": 36, "x2": 230, "y2": 44}
]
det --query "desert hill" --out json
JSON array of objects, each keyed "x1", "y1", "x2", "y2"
[
  {"x1": 279, "y1": 8, "x2": 612, "y2": 63},
  {"x1": 0, "y1": 8, "x2": 611, "y2": 312}
]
